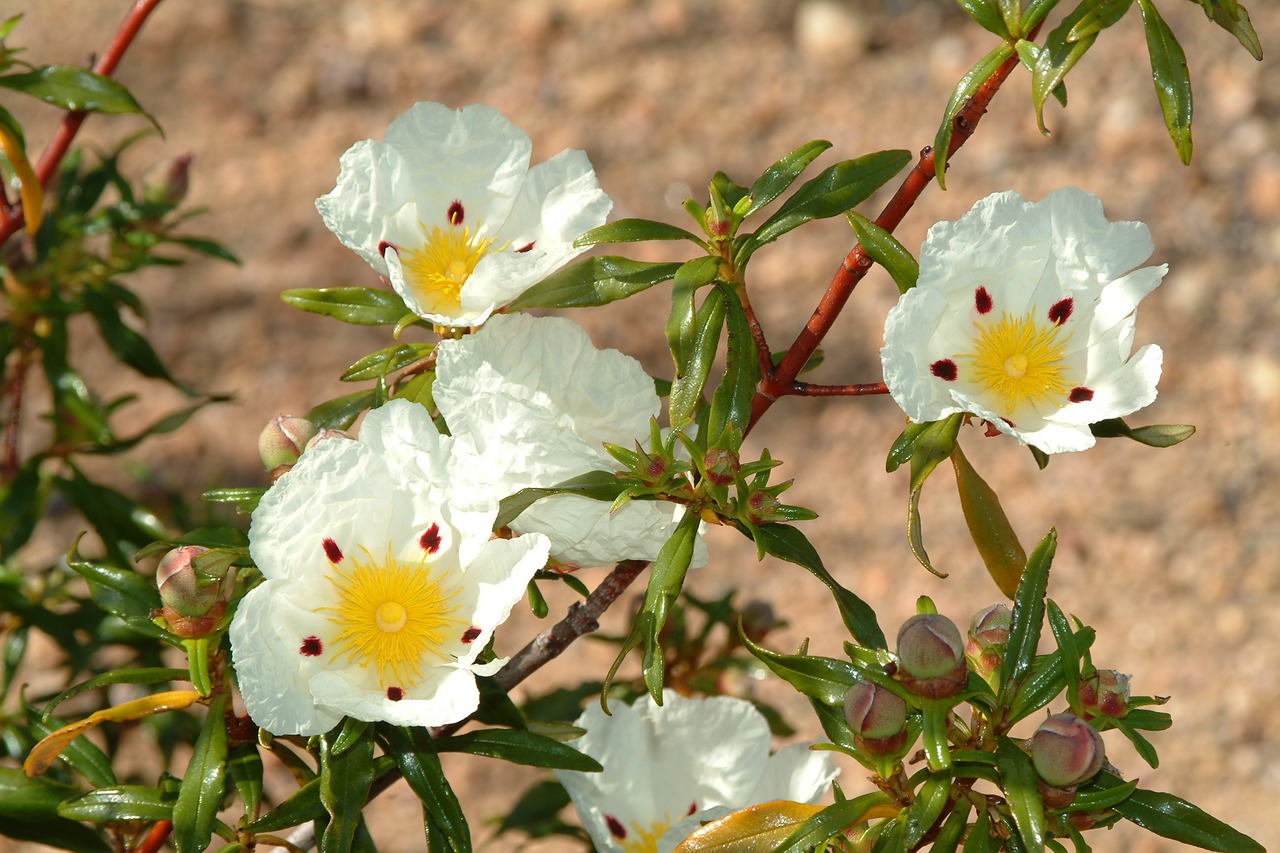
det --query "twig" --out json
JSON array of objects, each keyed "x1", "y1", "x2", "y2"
[
  {"x1": 791, "y1": 381, "x2": 889, "y2": 397},
  {"x1": 747, "y1": 44, "x2": 1024, "y2": 432}
]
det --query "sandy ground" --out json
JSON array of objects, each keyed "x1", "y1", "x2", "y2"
[{"x1": 3, "y1": 0, "x2": 1279, "y2": 850}]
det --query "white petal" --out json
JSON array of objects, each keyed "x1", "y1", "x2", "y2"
[
  {"x1": 315, "y1": 140, "x2": 418, "y2": 277},
  {"x1": 749, "y1": 743, "x2": 841, "y2": 804}
]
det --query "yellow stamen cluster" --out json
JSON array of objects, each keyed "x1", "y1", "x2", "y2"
[
  {"x1": 399, "y1": 221, "x2": 504, "y2": 312},
  {"x1": 964, "y1": 310, "x2": 1072, "y2": 415},
  {"x1": 619, "y1": 816, "x2": 672, "y2": 853}
]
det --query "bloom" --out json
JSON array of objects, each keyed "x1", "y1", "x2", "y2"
[
  {"x1": 435, "y1": 313, "x2": 707, "y2": 569},
  {"x1": 229, "y1": 400, "x2": 549, "y2": 736},
  {"x1": 556, "y1": 694, "x2": 838, "y2": 853},
  {"x1": 881, "y1": 188, "x2": 1165, "y2": 453},
  {"x1": 316, "y1": 102, "x2": 612, "y2": 327}
]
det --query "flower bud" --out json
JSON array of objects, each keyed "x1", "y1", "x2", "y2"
[
  {"x1": 1079, "y1": 669, "x2": 1132, "y2": 719},
  {"x1": 1030, "y1": 713, "x2": 1105, "y2": 790},
  {"x1": 157, "y1": 546, "x2": 227, "y2": 637},
  {"x1": 142, "y1": 153, "x2": 193, "y2": 207},
  {"x1": 843, "y1": 681, "x2": 909, "y2": 755},
  {"x1": 895, "y1": 613, "x2": 968, "y2": 699},
  {"x1": 965, "y1": 603, "x2": 1012, "y2": 683},
  {"x1": 739, "y1": 600, "x2": 777, "y2": 643},
  {"x1": 258, "y1": 414, "x2": 319, "y2": 477},
  {"x1": 702, "y1": 447, "x2": 739, "y2": 487}
]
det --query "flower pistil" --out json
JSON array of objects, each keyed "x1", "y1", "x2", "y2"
[{"x1": 963, "y1": 308, "x2": 1073, "y2": 415}]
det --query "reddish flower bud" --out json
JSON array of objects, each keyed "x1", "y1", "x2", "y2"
[
  {"x1": 157, "y1": 546, "x2": 228, "y2": 637},
  {"x1": 1079, "y1": 670, "x2": 1132, "y2": 719},
  {"x1": 965, "y1": 603, "x2": 1012, "y2": 683},
  {"x1": 142, "y1": 153, "x2": 193, "y2": 207},
  {"x1": 843, "y1": 681, "x2": 909, "y2": 755},
  {"x1": 702, "y1": 447, "x2": 739, "y2": 487},
  {"x1": 739, "y1": 600, "x2": 777, "y2": 643},
  {"x1": 1030, "y1": 713, "x2": 1105, "y2": 789},
  {"x1": 896, "y1": 613, "x2": 968, "y2": 699},
  {"x1": 258, "y1": 414, "x2": 319, "y2": 477}
]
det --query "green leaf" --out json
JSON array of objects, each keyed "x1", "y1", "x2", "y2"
[
  {"x1": 320, "y1": 720, "x2": 376, "y2": 853},
  {"x1": 494, "y1": 470, "x2": 626, "y2": 532},
  {"x1": 1090, "y1": 417, "x2": 1195, "y2": 447},
  {"x1": 1111, "y1": 714, "x2": 1161, "y2": 768},
  {"x1": 1000, "y1": 530, "x2": 1058, "y2": 705},
  {"x1": 55, "y1": 465, "x2": 168, "y2": 563},
  {"x1": 956, "y1": 0, "x2": 1011, "y2": 36},
  {"x1": 573, "y1": 217, "x2": 705, "y2": 248},
  {"x1": 0, "y1": 454, "x2": 44, "y2": 556},
  {"x1": 226, "y1": 744, "x2": 264, "y2": 822},
  {"x1": 0, "y1": 65, "x2": 153, "y2": 120},
  {"x1": 772, "y1": 793, "x2": 896, "y2": 853},
  {"x1": 81, "y1": 288, "x2": 192, "y2": 393},
  {"x1": 706, "y1": 285, "x2": 759, "y2": 441},
  {"x1": 1027, "y1": 1, "x2": 1132, "y2": 136},
  {"x1": 749, "y1": 523, "x2": 886, "y2": 648},
  {"x1": 666, "y1": 256, "x2": 725, "y2": 413},
  {"x1": 846, "y1": 212, "x2": 919, "y2": 293},
  {"x1": 507, "y1": 256, "x2": 682, "y2": 310},
  {"x1": 1006, "y1": 630, "x2": 1096, "y2": 723},
  {"x1": 382, "y1": 725, "x2": 471, "y2": 852},
  {"x1": 173, "y1": 694, "x2": 228, "y2": 853},
  {"x1": 1188, "y1": 0, "x2": 1262, "y2": 59},
  {"x1": 41, "y1": 667, "x2": 188, "y2": 724},
  {"x1": 437, "y1": 729, "x2": 601, "y2": 772},
  {"x1": 934, "y1": 43, "x2": 1015, "y2": 188},
  {"x1": 342, "y1": 343, "x2": 435, "y2": 381},
  {"x1": 59, "y1": 785, "x2": 175, "y2": 823},
  {"x1": 1105, "y1": 773, "x2": 1264, "y2": 851},
  {"x1": 281, "y1": 287, "x2": 412, "y2": 325},
  {"x1": 1021, "y1": 0, "x2": 1065, "y2": 30},
  {"x1": 952, "y1": 442, "x2": 1026, "y2": 598},
  {"x1": 0, "y1": 768, "x2": 112, "y2": 853},
  {"x1": 930, "y1": 797, "x2": 973, "y2": 853},
  {"x1": 903, "y1": 771, "x2": 952, "y2": 847},
  {"x1": 639, "y1": 511, "x2": 701, "y2": 700},
  {"x1": 1045, "y1": 600, "x2": 1082, "y2": 708},
  {"x1": 66, "y1": 538, "x2": 171, "y2": 641},
  {"x1": 739, "y1": 149, "x2": 911, "y2": 265},
  {"x1": 996, "y1": 737, "x2": 1046, "y2": 849},
  {"x1": 740, "y1": 638, "x2": 859, "y2": 707},
  {"x1": 670, "y1": 286, "x2": 726, "y2": 430},
  {"x1": 199, "y1": 488, "x2": 264, "y2": 514},
  {"x1": 305, "y1": 390, "x2": 378, "y2": 430},
  {"x1": 1139, "y1": 0, "x2": 1194, "y2": 163},
  {"x1": 242, "y1": 778, "x2": 324, "y2": 833},
  {"x1": 905, "y1": 414, "x2": 964, "y2": 577},
  {"x1": 742, "y1": 139, "x2": 834, "y2": 217}
]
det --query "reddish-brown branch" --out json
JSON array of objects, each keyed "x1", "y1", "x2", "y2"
[
  {"x1": 0, "y1": 0, "x2": 165, "y2": 245},
  {"x1": 132, "y1": 820, "x2": 172, "y2": 853},
  {"x1": 792, "y1": 380, "x2": 889, "y2": 397},
  {"x1": 747, "y1": 45, "x2": 1024, "y2": 432}
]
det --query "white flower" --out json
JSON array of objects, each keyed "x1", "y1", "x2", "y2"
[
  {"x1": 316, "y1": 102, "x2": 612, "y2": 327},
  {"x1": 229, "y1": 400, "x2": 549, "y2": 736},
  {"x1": 880, "y1": 188, "x2": 1166, "y2": 454},
  {"x1": 556, "y1": 694, "x2": 839, "y2": 853},
  {"x1": 434, "y1": 313, "x2": 708, "y2": 569}
]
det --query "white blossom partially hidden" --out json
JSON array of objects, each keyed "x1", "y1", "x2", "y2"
[
  {"x1": 556, "y1": 694, "x2": 839, "y2": 853},
  {"x1": 316, "y1": 102, "x2": 612, "y2": 327},
  {"x1": 881, "y1": 188, "x2": 1165, "y2": 454},
  {"x1": 229, "y1": 400, "x2": 549, "y2": 736},
  {"x1": 435, "y1": 313, "x2": 707, "y2": 569}
]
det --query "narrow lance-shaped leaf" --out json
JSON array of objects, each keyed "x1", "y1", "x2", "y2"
[
  {"x1": 494, "y1": 470, "x2": 626, "y2": 532},
  {"x1": 906, "y1": 414, "x2": 964, "y2": 577},
  {"x1": 742, "y1": 139, "x2": 833, "y2": 217},
  {"x1": 573, "y1": 217, "x2": 706, "y2": 248},
  {"x1": 507, "y1": 256, "x2": 682, "y2": 310},
  {"x1": 1139, "y1": 0, "x2": 1194, "y2": 163},
  {"x1": 996, "y1": 737, "x2": 1046, "y2": 851},
  {"x1": 173, "y1": 694, "x2": 228, "y2": 853},
  {"x1": 281, "y1": 287, "x2": 412, "y2": 325},
  {"x1": 956, "y1": 0, "x2": 1010, "y2": 37},
  {"x1": 1098, "y1": 770, "x2": 1265, "y2": 852},
  {"x1": 382, "y1": 725, "x2": 470, "y2": 852},
  {"x1": 770, "y1": 793, "x2": 898, "y2": 853},
  {"x1": 934, "y1": 43, "x2": 1015, "y2": 189},
  {"x1": 320, "y1": 720, "x2": 375, "y2": 853},
  {"x1": 707, "y1": 284, "x2": 758, "y2": 441},
  {"x1": 1027, "y1": 1, "x2": 1133, "y2": 136},
  {"x1": 951, "y1": 442, "x2": 1026, "y2": 598},
  {"x1": 846, "y1": 212, "x2": 919, "y2": 293},
  {"x1": 0, "y1": 767, "x2": 112, "y2": 853},
  {"x1": 640, "y1": 511, "x2": 701, "y2": 701},
  {"x1": 670, "y1": 288, "x2": 725, "y2": 430},
  {"x1": 0, "y1": 65, "x2": 154, "y2": 121},
  {"x1": 999, "y1": 529, "x2": 1058, "y2": 706},
  {"x1": 436, "y1": 729, "x2": 602, "y2": 772},
  {"x1": 1188, "y1": 0, "x2": 1262, "y2": 59}
]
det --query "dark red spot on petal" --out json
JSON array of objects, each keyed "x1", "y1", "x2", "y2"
[
  {"x1": 974, "y1": 287, "x2": 993, "y2": 314},
  {"x1": 461, "y1": 626, "x2": 482, "y2": 644},
  {"x1": 1069, "y1": 386, "x2": 1094, "y2": 402},
  {"x1": 378, "y1": 240, "x2": 398, "y2": 259},
  {"x1": 1000, "y1": 417, "x2": 1016, "y2": 428},
  {"x1": 930, "y1": 359, "x2": 958, "y2": 381},
  {"x1": 1048, "y1": 297, "x2": 1074, "y2": 326},
  {"x1": 323, "y1": 538, "x2": 343, "y2": 563},
  {"x1": 386, "y1": 686, "x2": 404, "y2": 701},
  {"x1": 605, "y1": 816, "x2": 627, "y2": 839},
  {"x1": 447, "y1": 200, "x2": 465, "y2": 226},
  {"x1": 420, "y1": 523, "x2": 442, "y2": 553},
  {"x1": 515, "y1": 241, "x2": 535, "y2": 253},
  {"x1": 300, "y1": 636, "x2": 323, "y2": 656},
  {"x1": 687, "y1": 801, "x2": 698, "y2": 816}
]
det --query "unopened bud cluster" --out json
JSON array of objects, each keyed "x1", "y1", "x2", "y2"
[{"x1": 895, "y1": 613, "x2": 968, "y2": 699}]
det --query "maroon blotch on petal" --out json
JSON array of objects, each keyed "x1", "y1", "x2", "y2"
[
  {"x1": 420, "y1": 523, "x2": 442, "y2": 553},
  {"x1": 447, "y1": 200, "x2": 465, "y2": 225},
  {"x1": 974, "y1": 287, "x2": 993, "y2": 314},
  {"x1": 606, "y1": 815, "x2": 627, "y2": 839},
  {"x1": 323, "y1": 538, "x2": 343, "y2": 563},
  {"x1": 299, "y1": 636, "x2": 324, "y2": 656},
  {"x1": 1048, "y1": 297, "x2": 1074, "y2": 326},
  {"x1": 687, "y1": 801, "x2": 698, "y2": 816},
  {"x1": 931, "y1": 359, "x2": 958, "y2": 381},
  {"x1": 461, "y1": 626, "x2": 482, "y2": 644},
  {"x1": 386, "y1": 686, "x2": 404, "y2": 702},
  {"x1": 515, "y1": 241, "x2": 535, "y2": 253},
  {"x1": 1069, "y1": 386, "x2": 1095, "y2": 403}
]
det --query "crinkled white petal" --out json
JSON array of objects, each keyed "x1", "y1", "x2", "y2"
[
  {"x1": 881, "y1": 187, "x2": 1166, "y2": 454},
  {"x1": 230, "y1": 399, "x2": 550, "y2": 736},
  {"x1": 436, "y1": 313, "x2": 707, "y2": 568},
  {"x1": 556, "y1": 694, "x2": 837, "y2": 853},
  {"x1": 317, "y1": 102, "x2": 610, "y2": 327}
]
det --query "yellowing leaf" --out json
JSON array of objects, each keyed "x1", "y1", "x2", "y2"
[
  {"x1": 0, "y1": 123, "x2": 43, "y2": 234},
  {"x1": 24, "y1": 690, "x2": 202, "y2": 777},
  {"x1": 673, "y1": 801, "x2": 824, "y2": 853}
]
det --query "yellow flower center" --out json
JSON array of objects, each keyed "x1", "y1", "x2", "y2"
[
  {"x1": 321, "y1": 545, "x2": 465, "y2": 689},
  {"x1": 619, "y1": 817, "x2": 671, "y2": 853},
  {"x1": 398, "y1": 221, "x2": 505, "y2": 314},
  {"x1": 964, "y1": 309, "x2": 1072, "y2": 415}
]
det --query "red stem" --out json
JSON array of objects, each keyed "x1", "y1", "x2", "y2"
[
  {"x1": 132, "y1": 820, "x2": 172, "y2": 853},
  {"x1": 746, "y1": 45, "x2": 1023, "y2": 432}
]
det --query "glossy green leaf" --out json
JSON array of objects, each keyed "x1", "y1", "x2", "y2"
[
  {"x1": 281, "y1": 287, "x2": 412, "y2": 325},
  {"x1": 494, "y1": 470, "x2": 626, "y2": 531},
  {"x1": 750, "y1": 523, "x2": 886, "y2": 648},
  {"x1": 66, "y1": 539, "x2": 170, "y2": 641},
  {"x1": 671, "y1": 286, "x2": 726, "y2": 430},
  {"x1": 1188, "y1": 0, "x2": 1262, "y2": 59},
  {"x1": 1028, "y1": 1, "x2": 1132, "y2": 135},
  {"x1": 0, "y1": 768, "x2": 111, "y2": 853},
  {"x1": 320, "y1": 720, "x2": 375, "y2": 853},
  {"x1": 742, "y1": 139, "x2": 833, "y2": 217},
  {"x1": 771, "y1": 792, "x2": 896, "y2": 853},
  {"x1": 740, "y1": 637, "x2": 858, "y2": 707},
  {"x1": 1000, "y1": 529, "x2": 1057, "y2": 705},
  {"x1": 1090, "y1": 417, "x2": 1195, "y2": 447},
  {"x1": 0, "y1": 454, "x2": 44, "y2": 557},
  {"x1": 930, "y1": 797, "x2": 972, "y2": 853},
  {"x1": 226, "y1": 744, "x2": 264, "y2": 822},
  {"x1": 905, "y1": 414, "x2": 964, "y2": 576},
  {"x1": 242, "y1": 778, "x2": 323, "y2": 833},
  {"x1": 903, "y1": 772, "x2": 952, "y2": 846},
  {"x1": 199, "y1": 488, "x2": 264, "y2": 514},
  {"x1": 1139, "y1": 0, "x2": 1194, "y2": 163},
  {"x1": 342, "y1": 343, "x2": 435, "y2": 381},
  {"x1": 640, "y1": 511, "x2": 701, "y2": 700},
  {"x1": 952, "y1": 442, "x2": 1026, "y2": 598},
  {"x1": 739, "y1": 149, "x2": 911, "y2": 264},
  {"x1": 305, "y1": 389, "x2": 377, "y2": 430},
  {"x1": 956, "y1": 0, "x2": 1010, "y2": 36},
  {"x1": 1045, "y1": 600, "x2": 1082, "y2": 708},
  {"x1": 1105, "y1": 773, "x2": 1264, "y2": 851},
  {"x1": 934, "y1": 43, "x2": 1015, "y2": 188},
  {"x1": 508, "y1": 256, "x2": 682, "y2": 310},
  {"x1": 573, "y1": 217, "x2": 705, "y2": 248},
  {"x1": 846, "y1": 212, "x2": 919, "y2": 293},
  {"x1": 921, "y1": 700, "x2": 952, "y2": 771},
  {"x1": 1007, "y1": 629, "x2": 1096, "y2": 723},
  {"x1": 437, "y1": 729, "x2": 601, "y2": 772},
  {"x1": 1069, "y1": 774, "x2": 1140, "y2": 813},
  {"x1": 59, "y1": 785, "x2": 174, "y2": 823},
  {"x1": 996, "y1": 736, "x2": 1046, "y2": 850},
  {"x1": 1111, "y1": 714, "x2": 1161, "y2": 768},
  {"x1": 1021, "y1": 0, "x2": 1065, "y2": 30},
  {"x1": 82, "y1": 288, "x2": 191, "y2": 393},
  {"x1": 173, "y1": 694, "x2": 228, "y2": 853},
  {"x1": 707, "y1": 285, "x2": 758, "y2": 441},
  {"x1": 383, "y1": 725, "x2": 470, "y2": 852},
  {"x1": 0, "y1": 65, "x2": 152, "y2": 119}
]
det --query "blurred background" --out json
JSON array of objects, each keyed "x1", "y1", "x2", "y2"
[{"x1": 3, "y1": 0, "x2": 1278, "y2": 850}]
